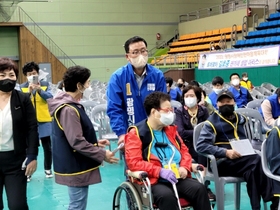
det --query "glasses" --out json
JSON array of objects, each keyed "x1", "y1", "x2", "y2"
[
  {"x1": 129, "y1": 49, "x2": 148, "y2": 56},
  {"x1": 157, "y1": 107, "x2": 174, "y2": 113}
]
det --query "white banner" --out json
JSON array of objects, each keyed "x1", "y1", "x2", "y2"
[{"x1": 198, "y1": 46, "x2": 280, "y2": 70}]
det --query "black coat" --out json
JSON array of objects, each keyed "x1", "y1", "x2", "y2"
[{"x1": 10, "y1": 90, "x2": 39, "y2": 156}]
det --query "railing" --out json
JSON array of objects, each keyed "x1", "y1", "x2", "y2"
[
  {"x1": 7, "y1": 6, "x2": 76, "y2": 68},
  {"x1": 179, "y1": 0, "x2": 268, "y2": 22}
]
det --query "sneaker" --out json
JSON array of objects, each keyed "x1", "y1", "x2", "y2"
[
  {"x1": 27, "y1": 176, "x2": 31, "y2": 182},
  {"x1": 207, "y1": 188, "x2": 216, "y2": 201},
  {"x1": 45, "y1": 170, "x2": 53, "y2": 178}
]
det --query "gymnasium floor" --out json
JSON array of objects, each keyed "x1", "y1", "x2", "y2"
[{"x1": 2, "y1": 143, "x2": 270, "y2": 210}]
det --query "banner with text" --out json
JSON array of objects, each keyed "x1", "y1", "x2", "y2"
[{"x1": 198, "y1": 46, "x2": 279, "y2": 70}]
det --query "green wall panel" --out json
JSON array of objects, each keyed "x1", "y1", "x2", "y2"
[{"x1": 0, "y1": 27, "x2": 19, "y2": 58}]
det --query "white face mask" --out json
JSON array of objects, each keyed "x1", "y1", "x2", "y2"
[
  {"x1": 130, "y1": 54, "x2": 148, "y2": 69},
  {"x1": 184, "y1": 97, "x2": 197, "y2": 108},
  {"x1": 27, "y1": 75, "x2": 33, "y2": 83},
  {"x1": 158, "y1": 111, "x2": 175, "y2": 126},
  {"x1": 243, "y1": 77, "x2": 248, "y2": 81},
  {"x1": 231, "y1": 78, "x2": 240, "y2": 86},
  {"x1": 213, "y1": 88, "x2": 223, "y2": 95}
]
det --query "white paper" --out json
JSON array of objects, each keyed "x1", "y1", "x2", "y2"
[{"x1": 229, "y1": 139, "x2": 256, "y2": 156}]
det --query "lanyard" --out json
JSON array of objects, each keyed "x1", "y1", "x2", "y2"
[
  {"x1": 153, "y1": 131, "x2": 168, "y2": 161},
  {"x1": 217, "y1": 112, "x2": 239, "y2": 140}
]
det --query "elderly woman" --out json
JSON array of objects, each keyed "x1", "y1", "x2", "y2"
[
  {"x1": 174, "y1": 85, "x2": 215, "y2": 201},
  {"x1": 125, "y1": 91, "x2": 211, "y2": 210},
  {"x1": 47, "y1": 65, "x2": 118, "y2": 210},
  {"x1": 0, "y1": 57, "x2": 38, "y2": 209}
]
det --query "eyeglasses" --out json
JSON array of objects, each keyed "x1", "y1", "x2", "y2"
[
  {"x1": 129, "y1": 49, "x2": 148, "y2": 56},
  {"x1": 157, "y1": 107, "x2": 174, "y2": 113}
]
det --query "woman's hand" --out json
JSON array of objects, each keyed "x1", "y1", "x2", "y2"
[
  {"x1": 98, "y1": 139, "x2": 110, "y2": 148},
  {"x1": 179, "y1": 167, "x2": 188, "y2": 179},
  {"x1": 104, "y1": 150, "x2": 119, "y2": 164},
  {"x1": 25, "y1": 160, "x2": 37, "y2": 176}
]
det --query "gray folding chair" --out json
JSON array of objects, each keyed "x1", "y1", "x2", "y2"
[
  {"x1": 91, "y1": 104, "x2": 118, "y2": 151},
  {"x1": 235, "y1": 108, "x2": 271, "y2": 141},
  {"x1": 261, "y1": 139, "x2": 280, "y2": 210},
  {"x1": 246, "y1": 99, "x2": 264, "y2": 110},
  {"x1": 193, "y1": 122, "x2": 267, "y2": 210},
  {"x1": 170, "y1": 100, "x2": 182, "y2": 109},
  {"x1": 261, "y1": 82, "x2": 277, "y2": 93}
]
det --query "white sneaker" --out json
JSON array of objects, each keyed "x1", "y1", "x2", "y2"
[
  {"x1": 45, "y1": 170, "x2": 53, "y2": 178},
  {"x1": 27, "y1": 176, "x2": 31, "y2": 182}
]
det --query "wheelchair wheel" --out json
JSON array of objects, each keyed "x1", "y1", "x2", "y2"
[{"x1": 112, "y1": 182, "x2": 143, "y2": 210}]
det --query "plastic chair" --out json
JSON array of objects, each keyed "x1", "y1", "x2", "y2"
[
  {"x1": 254, "y1": 87, "x2": 272, "y2": 96},
  {"x1": 246, "y1": 99, "x2": 264, "y2": 110},
  {"x1": 171, "y1": 100, "x2": 182, "y2": 109},
  {"x1": 250, "y1": 89, "x2": 266, "y2": 100},
  {"x1": 235, "y1": 108, "x2": 271, "y2": 141},
  {"x1": 193, "y1": 122, "x2": 244, "y2": 210},
  {"x1": 91, "y1": 104, "x2": 118, "y2": 151},
  {"x1": 261, "y1": 139, "x2": 280, "y2": 210},
  {"x1": 194, "y1": 122, "x2": 268, "y2": 210},
  {"x1": 261, "y1": 82, "x2": 278, "y2": 93}
]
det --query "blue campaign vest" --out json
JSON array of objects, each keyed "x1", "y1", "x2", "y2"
[
  {"x1": 260, "y1": 94, "x2": 280, "y2": 119},
  {"x1": 208, "y1": 91, "x2": 218, "y2": 109},
  {"x1": 52, "y1": 103, "x2": 100, "y2": 175},
  {"x1": 229, "y1": 86, "x2": 248, "y2": 108}
]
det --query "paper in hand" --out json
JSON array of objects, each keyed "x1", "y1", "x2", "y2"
[{"x1": 230, "y1": 139, "x2": 256, "y2": 156}]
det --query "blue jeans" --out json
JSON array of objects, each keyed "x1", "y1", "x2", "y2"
[{"x1": 68, "y1": 186, "x2": 89, "y2": 210}]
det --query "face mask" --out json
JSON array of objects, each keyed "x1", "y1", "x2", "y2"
[
  {"x1": 184, "y1": 97, "x2": 197, "y2": 108},
  {"x1": 0, "y1": 79, "x2": 16, "y2": 92},
  {"x1": 177, "y1": 83, "x2": 183, "y2": 88},
  {"x1": 213, "y1": 88, "x2": 223, "y2": 95},
  {"x1": 158, "y1": 111, "x2": 175, "y2": 126},
  {"x1": 219, "y1": 104, "x2": 235, "y2": 117},
  {"x1": 231, "y1": 79, "x2": 240, "y2": 86},
  {"x1": 130, "y1": 54, "x2": 148, "y2": 69},
  {"x1": 27, "y1": 75, "x2": 33, "y2": 83},
  {"x1": 243, "y1": 77, "x2": 248, "y2": 81}
]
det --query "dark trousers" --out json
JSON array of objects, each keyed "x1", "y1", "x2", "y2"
[
  {"x1": 152, "y1": 178, "x2": 211, "y2": 210},
  {"x1": 218, "y1": 154, "x2": 273, "y2": 210},
  {"x1": 0, "y1": 151, "x2": 28, "y2": 210},
  {"x1": 40, "y1": 136, "x2": 52, "y2": 170}
]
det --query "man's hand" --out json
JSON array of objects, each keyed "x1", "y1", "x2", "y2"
[
  {"x1": 25, "y1": 160, "x2": 37, "y2": 176},
  {"x1": 226, "y1": 149, "x2": 241, "y2": 159},
  {"x1": 104, "y1": 150, "x2": 119, "y2": 164},
  {"x1": 98, "y1": 139, "x2": 110, "y2": 148},
  {"x1": 178, "y1": 167, "x2": 188, "y2": 179},
  {"x1": 28, "y1": 83, "x2": 41, "y2": 92}
]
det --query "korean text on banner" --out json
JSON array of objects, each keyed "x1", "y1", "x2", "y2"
[{"x1": 198, "y1": 46, "x2": 280, "y2": 70}]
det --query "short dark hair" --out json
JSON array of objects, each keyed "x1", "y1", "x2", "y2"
[
  {"x1": 63, "y1": 65, "x2": 91, "y2": 92},
  {"x1": 189, "y1": 80, "x2": 200, "y2": 87},
  {"x1": 212, "y1": 76, "x2": 224, "y2": 85},
  {"x1": 165, "y1": 77, "x2": 173, "y2": 87},
  {"x1": 22, "y1": 61, "x2": 39, "y2": 76},
  {"x1": 242, "y1": 72, "x2": 248, "y2": 77},
  {"x1": 0, "y1": 57, "x2": 18, "y2": 78},
  {"x1": 202, "y1": 54, "x2": 206, "y2": 59},
  {"x1": 178, "y1": 78, "x2": 185, "y2": 83},
  {"x1": 182, "y1": 85, "x2": 202, "y2": 104},
  {"x1": 144, "y1": 91, "x2": 171, "y2": 116},
  {"x1": 229, "y1": 73, "x2": 240, "y2": 80},
  {"x1": 124, "y1": 36, "x2": 148, "y2": 53},
  {"x1": 276, "y1": 87, "x2": 280, "y2": 97}
]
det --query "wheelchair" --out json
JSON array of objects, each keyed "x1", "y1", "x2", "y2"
[{"x1": 112, "y1": 168, "x2": 211, "y2": 210}]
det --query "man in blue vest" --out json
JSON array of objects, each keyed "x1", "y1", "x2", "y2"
[
  {"x1": 106, "y1": 36, "x2": 166, "y2": 147},
  {"x1": 208, "y1": 76, "x2": 224, "y2": 109},
  {"x1": 228, "y1": 73, "x2": 253, "y2": 108}
]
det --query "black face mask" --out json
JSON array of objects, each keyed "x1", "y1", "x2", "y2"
[
  {"x1": 177, "y1": 83, "x2": 183, "y2": 88},
  {"x1": 0, "y1": 79, "x2": 16, "y2": 92},
  {"x1": 219, "y1": 104, "x2": 235, "y2": 117}
]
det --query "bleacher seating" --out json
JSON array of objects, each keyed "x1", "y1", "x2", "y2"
[
  {"x1": 168, "y1": 25, "x2": 242, "y2": 54},
  {"x1": 234, "y1": 11, "x2": 280, "y2": 48}
]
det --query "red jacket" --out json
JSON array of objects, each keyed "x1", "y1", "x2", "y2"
[{"x1": 125, "y1": 120, "x2": 193, "y2": 185}]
